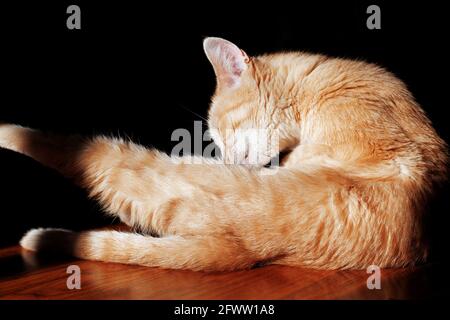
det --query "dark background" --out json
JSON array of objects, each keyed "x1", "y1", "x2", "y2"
[{"x1": 0, "y1": 1, "x2": 448, "y2": 269}]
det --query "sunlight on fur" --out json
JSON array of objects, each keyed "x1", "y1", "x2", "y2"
[{"x1": 1, "y1": 37, "x2": 447, "y2": 271}]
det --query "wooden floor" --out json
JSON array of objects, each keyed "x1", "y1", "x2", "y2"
[{"x1": 0, "y1": 233, "x2": 436, "y2": 300}]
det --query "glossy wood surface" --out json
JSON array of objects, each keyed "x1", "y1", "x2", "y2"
[{"x1": 0, "y1": 229, "x2": 435, "y2": 300}]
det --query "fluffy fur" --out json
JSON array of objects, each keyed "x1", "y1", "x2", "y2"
[{"x1": 1, "y1": 37, "x2": 447, "y2": 271}]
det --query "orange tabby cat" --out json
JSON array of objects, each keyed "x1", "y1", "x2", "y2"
[{"x1": 0, "y1": 37, "x2": 447, "y2": 271}]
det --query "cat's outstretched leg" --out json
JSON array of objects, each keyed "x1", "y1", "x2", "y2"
[
  {"x1": 0, "y1": 124, "x2": 237, "y2": 231},
  {"x1": 0, "y1": 123, "x2": 84, "y2": 176},
  {"x1": 20, "y1": 228, "x2": 256, "y2": 271}
]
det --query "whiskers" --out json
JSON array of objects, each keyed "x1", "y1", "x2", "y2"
[{"x1": 177, "y1": 104, "x2": 209, "y2": 124}]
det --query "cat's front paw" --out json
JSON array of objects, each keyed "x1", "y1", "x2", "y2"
[{"x1": 20, "y1": 228, "x2": 75, "y2": 252}]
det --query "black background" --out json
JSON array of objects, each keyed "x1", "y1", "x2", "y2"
[{"x1": 0, "y1": 0, "x2": 448, "y2": 271}]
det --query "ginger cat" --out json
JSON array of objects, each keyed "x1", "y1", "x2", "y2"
[{"x1": 0, "y1": 37, "x2": 447, "y2": 271}]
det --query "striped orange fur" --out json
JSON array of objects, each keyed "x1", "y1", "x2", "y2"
[{"x1": 0, "y1": 37, "x2": 447, "y2": 271}]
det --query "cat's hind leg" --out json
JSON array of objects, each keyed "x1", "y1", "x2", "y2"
[{"x1": 20, "y1": 228, "x2": 256, "y2": 271}]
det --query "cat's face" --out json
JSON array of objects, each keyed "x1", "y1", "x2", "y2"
[{"x1": 204, "y1": 37, "x2": 281, "y2": 166}]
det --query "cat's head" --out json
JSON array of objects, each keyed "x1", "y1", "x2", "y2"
[{"x1": 204, "y1": 37, "x2": 295, "y2": 166}]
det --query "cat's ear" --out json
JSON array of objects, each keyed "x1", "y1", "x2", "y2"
[{"x1": 203, "y1": 37, "x2": 250, "y2": 89}]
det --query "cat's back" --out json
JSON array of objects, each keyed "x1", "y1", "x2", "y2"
[
  {"x1": 259, "y1": 51, "x2": 447, "y2": 185},
  {"x1": 260, "y1": 51, "x2": 401, "y2": 95}
]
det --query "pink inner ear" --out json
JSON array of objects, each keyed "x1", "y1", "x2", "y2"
[
  {"x1": 230, "y1": 59, "x2": 244, "y2": 76},
  {"x1": 204, "y1": 38, "x2": 248, "y2": 87},
  {"x1": 224, "y1": 46, "x2": 246, "y2": 74}
]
